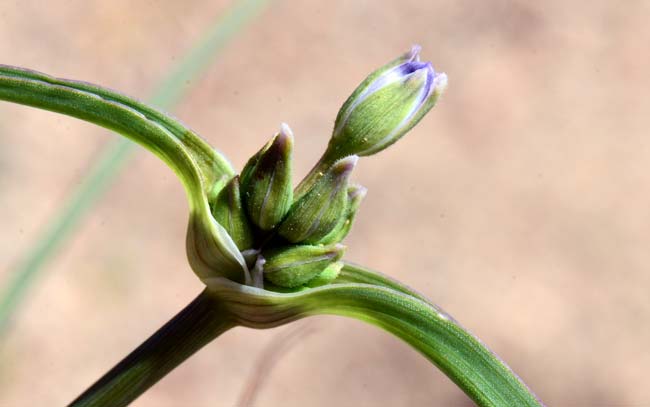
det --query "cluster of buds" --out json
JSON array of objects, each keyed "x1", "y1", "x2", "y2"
[{"x1": 207, "y1": 46, "x2": 446, "y2": 291}]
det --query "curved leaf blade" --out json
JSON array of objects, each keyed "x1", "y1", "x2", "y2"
[{"x1": 206, "y1": 278, "x2": 544, "y2": 407}]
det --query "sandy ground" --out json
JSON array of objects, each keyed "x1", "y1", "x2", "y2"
[{"x1": 1, "y1": 1, "x2": 649, "y2": 405}]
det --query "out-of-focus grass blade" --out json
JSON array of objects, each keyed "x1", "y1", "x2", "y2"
[{"x1": 0, "y1": 0, "x2": 270, "y2": 334}]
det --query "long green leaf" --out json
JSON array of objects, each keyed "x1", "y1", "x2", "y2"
[
  {"x1": 337, "y1": 261, "x2": 431, "y2": 303},
  {"x1": 0, "y1": 65, "x2": 228, "y2": 197},
  {"x1": 0, "y1": 0, "x2": 269, "y2": 331},
  {"x1": 207, "y1": 278, "x2": 544, "y2": 407},
  {"x1": 0, "y1": 62, "x2": 248, "y2": 287}
]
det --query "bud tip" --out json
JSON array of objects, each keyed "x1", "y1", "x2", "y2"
[
  {"x1": 406, "y1": 44, "x2": 421, "y2": 62},
  {"x1": 273, "y1": 123, "x2": 294, "y2": 152},
  {"x1": 279, "y1": 122, "x2": 294, "y2": 138},
  {"x1": 333, "y1": 155, "x2": 359, "y2": 175}
]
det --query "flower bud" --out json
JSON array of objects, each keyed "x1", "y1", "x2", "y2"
[
  {"x1": 240, "y1": 123, "x2": 294, "y2": 231},
  {"x1": 210, "y1": 175, "x2": 254, "y2": 250},
  {"x1": 278, "y1": 155, "x2": 358, "y2": 244},
  {"x1": 263, "y1": 244, "x2": 345, "y2": 288},
  {"x1": 318, "y1": 183, "x2": 367, "y2": 244},
  {"x1": 323, "y1": 45, "x2": 447, "y2": 163}
]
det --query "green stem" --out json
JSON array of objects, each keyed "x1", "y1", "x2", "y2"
[
  {"x1": 294, "y1": 147, "x2": 347, "y2": 199},
  {"x1": 69, "y1": 290, "x2": 235, "y2": 407}
]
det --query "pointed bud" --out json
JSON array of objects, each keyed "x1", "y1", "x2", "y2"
[
  {"x1": 278, "y1": 156, "x2": 358, "y2": 244},
  {"x1": 263, "y1": 244, "x2": 345, "y2": 288},
  {"x1": 305, "y1": 261, "x2": 344, "y2": 288},
  {"x1": 210, "y1": 176, "x2": 254, "y2": 250},
  {"x1": 241, "y1": 123, "x2": 294, "y2": 230},
  {"x1": 318, "y1": 183, "x2": 367, "y2": 244},
  {"x1": 323, "y1": 45, "x2": 447, "y2": 163}
]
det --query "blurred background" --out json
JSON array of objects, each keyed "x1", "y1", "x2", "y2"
[{"x1": 1, "y1": 0, "x2": 649, "y2": 405}]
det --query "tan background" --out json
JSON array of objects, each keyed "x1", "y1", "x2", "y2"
[{"x1": 1, "y1": 1, "x2": 649, "y2": 405}]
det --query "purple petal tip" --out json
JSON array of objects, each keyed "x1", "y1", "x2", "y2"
[{"x1": 406, "y1": 45, "x2": 422, "y2": 62}]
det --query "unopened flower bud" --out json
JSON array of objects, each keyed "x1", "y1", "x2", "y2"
[
  {"x1": 323, "y1": 45, "x2": 447, "y2": 163},
  {"x1": 318, "y1": 183, "x2": 367, "y2": 244},
  {"x1": 263, "y1": 244, "x2": 345, "y2": 288},
  {"x1": 210, "y1": 175, "x2": 254, "y2": 250},
  {"x1": 240, "y1": 123, "x2": 294, "y2": 231},
  {"x1": 278, "y1": 156, "x2": 358, "y2": 244}
]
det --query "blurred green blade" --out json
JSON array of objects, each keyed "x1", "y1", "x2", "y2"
[
  {"x1": 0, "y1": 140, "x2": 133, "y2": 333},
  {"x1": 0, "y1": 0, "x2": 270, "y2": 333},
  {"x1": 149, "y1": 0, "x2": 270, "y2": 109}
]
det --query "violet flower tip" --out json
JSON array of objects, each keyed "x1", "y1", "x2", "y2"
[{"x1": 407, "y1": 44, "x2": 422, "y2": 62}]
